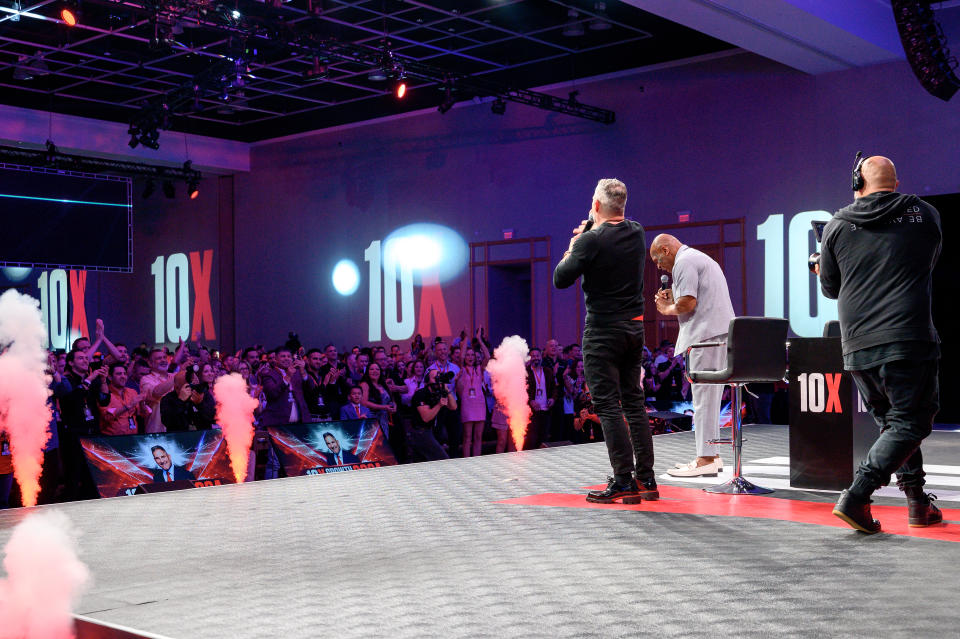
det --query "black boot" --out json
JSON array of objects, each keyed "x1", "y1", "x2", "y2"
[
  {"x1": 587, "y1": 477, "x2": 639, "y2": 504},
  {"x1": 833, "y1": 490, "x2": 881, "y2": 534},
  {"x1": 904, "y1": 487, "x2": 942, "y2": 527},
  {"x1": 622, "y1": 479, "x2": 658, "y2": 504}
]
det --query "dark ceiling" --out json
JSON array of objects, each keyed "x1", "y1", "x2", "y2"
[{"x1": 0, "y1": 0, "x2": 734, "y2": 142}]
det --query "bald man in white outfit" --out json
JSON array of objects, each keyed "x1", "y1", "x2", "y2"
[{"x1": 651, "y1": 234, "x2": 735, "y2": 477}]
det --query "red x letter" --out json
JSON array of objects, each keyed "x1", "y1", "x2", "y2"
[
  {"x1": 825, "y1": 373, "x2": 843, "y2": 413},
  {"x1": 69, "y1": 270, "x2": 89, "y2": 339},
  {"x1": 190, "y1": 250, "x2": 216, "y2": 340},
  {"x1": 417, "y1": 272, "x2": 451, "y2": 338}
]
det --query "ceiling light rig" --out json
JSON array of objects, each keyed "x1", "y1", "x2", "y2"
[
  {"x1": 303, "y1": 55, "x2": 327, "y2": 81},
  {"x1": 60, "y1": 0, "x2": 79, "y2": 26},
  {"x1": 589, "y1": 2, "x2": 611, "y2": 31},
  {"x1": 12, "y1": 52, "x2": 49, "y2": 81},
  {"x1": 562, "y1": 8, "x2": 583, "y2": 37},
  {"x1": 0, "y1": 143, "x2": 203, "y2": 200},
  {"x1": 117, "y1": 0, "x2": 614, "y2": 149},
  {"x1": 437, "y1": 77, "x2": 455, "y2": 114}
]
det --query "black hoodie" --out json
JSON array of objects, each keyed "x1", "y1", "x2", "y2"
[{"x1": 819, "y1": 191, "x2": 941, "y2": 366}]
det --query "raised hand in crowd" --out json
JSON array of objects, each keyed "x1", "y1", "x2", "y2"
[
  {"x1": 291, "y1": 353, "x2": 307, "y2": 380},
  {"x1": 84, "y1": 318, "x2": 123, "y2": 362},
  {"x1": 173, "y1": 337, "x2": 189, "y2": 365}
]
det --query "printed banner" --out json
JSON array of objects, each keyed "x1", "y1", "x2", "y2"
[
  {"x1": 80, "y1": 430, "x2": 235, "y2": 498},
  {"x1": 268, "y1": 419, "x2": 398, "y2": 476}
]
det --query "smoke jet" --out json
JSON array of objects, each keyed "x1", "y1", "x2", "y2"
[
  {"x1": 0, "y1": 511, "x2": 90, "y2": 639},
  {"x1": 485, "y1": 336, "x2": 531, "y2": 452},
  {"x1": 213, "y1": 373, "x2": 259, "y2": 483},
  {"x1": 0, "y1": 290, "x2": 52, "y2": 507}
]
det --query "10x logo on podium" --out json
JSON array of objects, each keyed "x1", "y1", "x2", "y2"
[{"x1": 796, "y1": 372, "x2": 844, "y2": 414}]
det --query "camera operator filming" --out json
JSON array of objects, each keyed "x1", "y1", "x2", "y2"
[
  {"x1": 409, "y1": 369, "x2": 458, "y2": 462},
  {"x1": 817, "y1": 154, "x2": 942, "y2": 534}
]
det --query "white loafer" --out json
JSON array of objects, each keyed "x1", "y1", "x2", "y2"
[
  {"x1": 667, "y1": 460, "x2": 720, "y2": 477},
  {"x1": 672, "y1": 457, "x2": 723, "y2": 471}
]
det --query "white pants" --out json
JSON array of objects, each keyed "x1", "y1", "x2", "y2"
[{"x1": 690, "y1": 334, "x2": 727, "y2": 457}]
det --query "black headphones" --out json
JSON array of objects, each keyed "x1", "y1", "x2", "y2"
[{"x1": 851, "y1": 151, "x2": 865, "y2": 191}]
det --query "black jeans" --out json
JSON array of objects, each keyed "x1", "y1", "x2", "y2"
[
  {"x1": 849, "y1": 358, "x2": 939, "y2": 499},
  {"x1": 581, "y1": 319, "x2": 655, "y2": 484},
  {"x1": 407, "y1": 427, "x2": 450, "y2": 462}
]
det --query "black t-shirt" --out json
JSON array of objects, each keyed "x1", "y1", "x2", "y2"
[
  {"x1": 552, "y1": 219, "x2": 646, "y2": 324},
  {"x1": 303, "y1": 370, "x2": 326, "y2": 416},
  {"x1": 318, "y1": 363, "x2": 350, "y2": 407},
  {"x1": 61, "y1": 370, "x2": 105, "y2": 432},
  {"x1": 411, "y1": 387, "x2": 446, "y2": 430}
]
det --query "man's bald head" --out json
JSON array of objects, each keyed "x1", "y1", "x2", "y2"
[
  {"x1": 649, "y1": 234, "x2": 683, "y2": 272},
  {"x1": 858, "y1": 156, "x2": 899, "y2": 197}
]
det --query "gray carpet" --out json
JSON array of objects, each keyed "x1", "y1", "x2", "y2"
[{"x1": 1, "y1": 425, "x2": 959, "y2": 639}]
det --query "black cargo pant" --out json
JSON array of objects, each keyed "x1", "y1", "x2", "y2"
[
  {"x1": 581, "y1": 319, "x2": 655, "y2": 485},
  {"x1": 849, "y1": 357, "x2": 939, "y2": 499}
]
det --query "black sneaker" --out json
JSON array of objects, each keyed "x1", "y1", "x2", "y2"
[
  {"x1": 586, "y1": 477, "x2": 639, "y2": 504},
  {"x1": 832, "y1": 490, "x2": 881, "y2": 534},
  {"x1": 905, "y1": 488, "x2": 943, "y2": 527}
]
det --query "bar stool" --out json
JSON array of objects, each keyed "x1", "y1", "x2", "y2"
[{"x1": 683, "y1": 317, "x2": 789, "y2": 495}]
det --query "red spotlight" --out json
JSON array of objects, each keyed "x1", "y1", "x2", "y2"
[
  {"x1": 395, "y1": 81, "x2": 407, "y2": 99},
  {"x1": 61, "y1": 7, "x2": 78, "y2": 26}
]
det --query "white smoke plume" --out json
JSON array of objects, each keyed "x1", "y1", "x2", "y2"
[
  {"x1": 0, "y1": 511, "x2": 90, "y2": 639},
  {"x1": 0, "y1": 290, "x2": 52, "y2": 507},
  {"x1": 485, "y1": 335, "x2": 531, "y2": 452},
  {"x1": 213, "y1": 373, "x2": 259, "y2": 483}
]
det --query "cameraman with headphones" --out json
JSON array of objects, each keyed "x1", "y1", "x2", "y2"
[
  {"x1": 408, "y1": 369, "x2": 458, "y2": 462},
  {"x1": 817, "y1": 154, "x2": 942, "y2": 534}
]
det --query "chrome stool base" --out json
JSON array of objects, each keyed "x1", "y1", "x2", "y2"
[{"x1": 704, "y1": 476, "x2": 774, "y2": 495}]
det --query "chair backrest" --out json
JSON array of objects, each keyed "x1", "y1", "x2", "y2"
[
  {"x1": 822, "y1": 320, "x2": 841, "y2": 337},
  {"x1": 726, "y1": 316, "x2": 789, "y2": 383}
]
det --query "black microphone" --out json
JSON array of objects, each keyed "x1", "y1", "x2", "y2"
[
  {"x1": 659, "y1": 274, "x2": 669, "y2": 290},
  {"x1": 582, "y1": 215, "x2": 594, "y2": 233}
]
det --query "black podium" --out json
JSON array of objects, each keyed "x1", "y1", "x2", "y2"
[{"x1": 788, "y1": 337, "x2": 878, "y2": 490}]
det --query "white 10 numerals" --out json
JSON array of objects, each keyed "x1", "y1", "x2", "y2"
[
  {"x1": 37, "y1": 270, "x2": 69, "y2": 349},
  {"x1": 756, "y1": 211, "x2": 838, "y2": 337},
  {"x1": 364, "y1": 240, "x2": 415, "y2": 342},
  {"x1": 151, "y1": 254, "x2": 191, "y2": 344}
]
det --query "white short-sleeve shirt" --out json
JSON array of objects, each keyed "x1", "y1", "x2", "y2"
[{"x1": 672, "y1": 245, "x2": 735, "y2": 353}]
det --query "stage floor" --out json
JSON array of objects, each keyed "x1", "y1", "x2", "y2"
[{"x1": 2, "y1": 425, "x2": 960, "y2": 639}]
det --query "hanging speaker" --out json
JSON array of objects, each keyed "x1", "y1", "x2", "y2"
[{"x1": 891, "y1": 1, "x2": 960, "y2": 101}]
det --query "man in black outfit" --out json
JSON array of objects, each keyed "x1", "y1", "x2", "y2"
[
  {"x1": 819, "y1": 155, "x2": 942, "y2": 533},
  {"x1": 553, "y1": 178, "x2": 657, "y2": 503},
  {"x1": 408, "y1": 369, "x2": 457, "y2": 462},
  {"x1": 59, "y1": 349, "x2": 107, "y2": 499}
]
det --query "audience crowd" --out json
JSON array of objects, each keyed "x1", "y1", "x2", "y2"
[{"x1": 2, "y1": 319, "x2": 760, "y2": 508}]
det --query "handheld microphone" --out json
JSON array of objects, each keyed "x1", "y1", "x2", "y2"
[
  {"x1": 660, "y1": 274, "x2": 669, "y2": 290},
  {"x1": 582, "y1": 213, "x2": 594, "y2": 233}
]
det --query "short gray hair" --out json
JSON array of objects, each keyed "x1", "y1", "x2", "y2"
[{"x1": 593, "y1": 178, "x2": 627, "y2": 213}]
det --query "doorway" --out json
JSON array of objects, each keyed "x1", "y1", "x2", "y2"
[
  {"x1": 487, "y1": 264, "x2": 532, "y2": 345},
  {"x1": 469, "y1": 236, "x2": 553, "y2": 347}
]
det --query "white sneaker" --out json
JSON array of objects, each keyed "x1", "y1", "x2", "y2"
[
  {"x1": 667, "y1": 459, "x2": 721, "y2": 477},
  {"x1": 672, "y1": 457, "x2": 723, "y2": 471}
]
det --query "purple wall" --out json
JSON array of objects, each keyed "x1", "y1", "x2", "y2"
[
  {"x1": 6, "y1": 51, "x2": 957, "y2": 352},
  {"x1": 235, "y1": 52, "x2": 960, "y2": 349}
]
